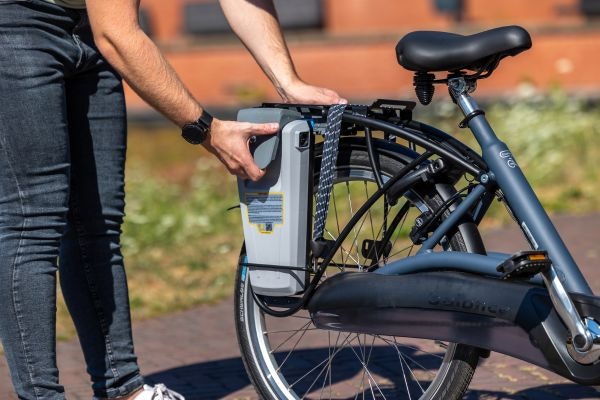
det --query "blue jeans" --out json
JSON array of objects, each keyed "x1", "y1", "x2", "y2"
[{"x1": 0, "y1": 1, "x2": 144, "y2": 398}]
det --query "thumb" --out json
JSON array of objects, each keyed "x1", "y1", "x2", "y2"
[{"x1": 247, "y1": 122, "x2": 280, "y2": 136}]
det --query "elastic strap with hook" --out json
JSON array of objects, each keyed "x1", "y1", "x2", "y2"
[{"x1": 312, "y1": 104, "x2": 347, "y2": 250}]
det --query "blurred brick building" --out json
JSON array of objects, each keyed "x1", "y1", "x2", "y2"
[{"x1": 128, "y1": 0, "x2": 600, "y2": 114}]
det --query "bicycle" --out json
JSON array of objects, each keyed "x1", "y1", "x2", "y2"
[{"x1": 233, "y1": 25, "x2": 600, "y2": 399}]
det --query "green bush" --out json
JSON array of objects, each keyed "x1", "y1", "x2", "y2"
[{"x1": 418, "y1": 89, "x2": 600, "y2": 215}]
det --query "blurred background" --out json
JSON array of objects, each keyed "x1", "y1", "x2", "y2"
[
  {"x1": 58, "y1": 0, "x2": 600, "y2": 338},
  {"x1": 129, "y1": 0, "x2": 600, "y2": 114}
]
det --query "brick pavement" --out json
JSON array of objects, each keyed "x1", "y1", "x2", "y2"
[{"x1": 2, "y1": 213, "x2": 600, "y2": 399}]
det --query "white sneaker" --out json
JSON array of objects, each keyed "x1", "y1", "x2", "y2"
[
  {"x1": 133, "y1": 384, "x2": 185, "y2": 400},
  {"x1": 93, "y1": 384, "x2": 185, "y2": 400}
]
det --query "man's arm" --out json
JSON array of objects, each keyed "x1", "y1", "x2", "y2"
[
  {"x1": 87, "y1": 0, "x2": 199, "y2": 128},
  {"x1": 219, "y1": 0, "x2": 347, "y2": 104},
  {"x1": 86, "y1": 0, "x2": 279, "y2": 181}
]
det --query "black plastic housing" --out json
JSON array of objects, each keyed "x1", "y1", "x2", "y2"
[{"x1": 308, "y1": 271, "x2": 600, "y2": 385}]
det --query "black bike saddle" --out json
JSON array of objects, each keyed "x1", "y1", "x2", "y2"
[{"x1": 396, "y1": 25, "x2": 531, "y2": 73}]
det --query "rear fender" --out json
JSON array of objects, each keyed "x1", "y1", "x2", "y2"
[{"x1": 308, "y1": 271, "x2": 600, "y2": 385}]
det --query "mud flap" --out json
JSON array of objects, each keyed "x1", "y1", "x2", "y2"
[{"x1": 308, "y1": 271, "x2": 600, "y2": 385}]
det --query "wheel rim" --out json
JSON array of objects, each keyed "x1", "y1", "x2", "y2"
[{"x1": 241, "y1": 165, "x2": 462, "y2": 400}]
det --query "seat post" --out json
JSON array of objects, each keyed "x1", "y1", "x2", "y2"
[
  {"x1": 449, "y1": 77, "x2": 479, "y2": 115},
  {"x1": 448, "y1": 76, "x2": 497, "y2": 148}
]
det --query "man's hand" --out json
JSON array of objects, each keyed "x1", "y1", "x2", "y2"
[
  {"x1": 203, "y1": 119, "x2": 279, "y2": 181},
  {"x1": 279, "y1": 79, "x2": 348, "y2": 105},
  {"x1": 220, "y1": 0, "x2": 347, "y2": 107}
]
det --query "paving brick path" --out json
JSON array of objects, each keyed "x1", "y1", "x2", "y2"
[{"x1": 2, "y1": 214, "x2": 600, "y2": 399}]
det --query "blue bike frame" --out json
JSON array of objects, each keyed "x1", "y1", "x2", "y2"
[
  {"x1": 374, "y1": 76, "x2": 600, "y2": 358},
  {"x1": 472, "y1": 109, "x2": 590, "y2": 294},
  {"x1": 404, "y1": 78, "x2": 591, "y2": 295}
]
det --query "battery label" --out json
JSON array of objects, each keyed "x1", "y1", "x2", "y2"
[{"x1": 246, "y1": 192, "x2": 284, "y2": 234}]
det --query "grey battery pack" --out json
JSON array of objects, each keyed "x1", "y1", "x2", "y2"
[
  {"x1": 237, "y1": 108, "x2": 302, "y2": 169},
  {"x1": 237, "y1": 108, "x2": 311, "y2": 296}
]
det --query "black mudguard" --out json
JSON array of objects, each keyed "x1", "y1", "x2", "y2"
[{"x1": 308, "y1": 271, "x2": 600, "y2": 385}]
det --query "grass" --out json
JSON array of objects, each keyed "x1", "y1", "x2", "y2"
[
  {"x1": 54, "y1": 91, "x2": 600, "y2": 340},
  {"x1": 415, "y1": 88, "x2": 600, "y2": 227}
]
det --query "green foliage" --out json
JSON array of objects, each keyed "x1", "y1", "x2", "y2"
[
  {"x1": 122, "y1": 160, "x2": 240, "y2": 254},
  {"x1": 418, "y1": 89, "x2": 600, "y2": 216},
  {"x1": 120, "y1": 157, "x2": 242, "y2": 318},
  {"x1": 488, "y1": 91, "x2": 600, "y2": 186}
]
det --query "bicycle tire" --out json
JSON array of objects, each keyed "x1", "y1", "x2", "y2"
[{"x1": 235, "y1": 137, "x2": 482, "y2": 400}]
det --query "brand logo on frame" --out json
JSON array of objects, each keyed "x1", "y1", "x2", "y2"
[
  {"x1": 429, "y1": 296, "x2": 512, "y2": 316},
  {"x1": 499, "y1": 150, "x2": 517, "y2": 168}
]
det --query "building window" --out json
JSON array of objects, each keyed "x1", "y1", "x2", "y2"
[{"x1": 183, "y1": 0, "x2": 323, "y2": 36}]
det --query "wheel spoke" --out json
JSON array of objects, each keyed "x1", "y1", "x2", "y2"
[
  {"x1": 347, "y1": 343, "x2": 388, "y2": 399},
  {"x1": 276, "y1": 322, "x2": 314, "y2": 371},
  {"x1": 290, "y1": 332, "x2": 354, "y2": 393},
  {"x1": 346, "y1": 181, "x2": 362, "y2": 266},
  {"x1": 364, "y1": 182, "x2": 381, "y2": 263},
  {"x1": 397, "y1": 342, "x2": 413, "y2": 400},
  {"x1": 318, "y1": 331, "x2": 335, "y2": 400},
  {"x1": 325, "y1": 228, "x2": 360, "y2": 267},
  {"x1": 270, "y1": 321, "x2": 312, "y2": 354},
  {"x1": 344, "y1": 212, "x2": 370, "y2": 270},
  {"x1": 355, "y1": 334, "x2": 377, "y2": 400},
  {"x1": 378, "y1": 336, "x2": 444, "y2": 370},
  {"x1": 385, "y1": 243, "x2": 416, "y2": 261},
  {"x1": 240, "y1": 155, "x2": 476, "y2": 399},
  {"x1": 264, "y1": 327, "x2": 319, "y2": 335},
  {"x1": 390, "y1": 203, "x2": 410, "y2": 251},
  {"x1": 394, "y1": 337, "x2": 426, "y2": 395},
  {"x1": 330, "y1": 188, "x2": 345, "y2": 266}
]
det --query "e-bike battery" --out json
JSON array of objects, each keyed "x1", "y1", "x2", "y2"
[{"x1": 237, "y1": 108, "x2": 311, "y2": 296}]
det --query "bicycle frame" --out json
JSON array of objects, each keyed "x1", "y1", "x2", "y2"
[
  {"x1": 308, "y1": 77, "x2": 600, "y2": 384},
  {"x1": 345, "y1": 79, "x2": 591, "y2": 295},
  {"x1": 451, "y1": 82, "x2": 591, "y2": 294},
  {"x1": 326, "y1": 89, "x2": 592, "y2": 295}
]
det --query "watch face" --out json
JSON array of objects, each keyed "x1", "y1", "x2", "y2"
[
  {"x1": 182, "y1": 123, "x2": 209, "y2": 145},
  {"x1": 182, "y1": 111, "x2": 213, "y2": 145}
]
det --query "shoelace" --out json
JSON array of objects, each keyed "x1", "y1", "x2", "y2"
[{"x1": 146, "y1": 384, "x2": 185, "y2": 400}]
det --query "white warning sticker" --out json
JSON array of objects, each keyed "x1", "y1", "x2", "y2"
[{"x1": 245, "y1": 192, "x2": 284, "y2": 234}]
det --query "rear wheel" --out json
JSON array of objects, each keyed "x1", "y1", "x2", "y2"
[{"x1": 235, "y1": 138, "x2": 481, "y2": 399}]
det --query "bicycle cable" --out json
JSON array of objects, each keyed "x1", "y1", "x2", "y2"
[{"x1": 250, "y1": 148, "x2": 434, "y2": 317}]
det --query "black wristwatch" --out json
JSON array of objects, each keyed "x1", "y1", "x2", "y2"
[{"x1": 181, "y1": 110, "x2": 214, "y2": 145}]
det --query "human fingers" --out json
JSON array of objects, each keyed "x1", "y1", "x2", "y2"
[
  {"x1": 286, "y1": 84, "x2": 347, "y2": 105},
  {"x1": 239, "y1": 150, "x2": 265, "y2": 182},
  {"x1": 319, "y1": 87, "x2": 348, "y2": 104},
  {"x1": 243, "y1": 122, "x2": 279, "y2": 137}
]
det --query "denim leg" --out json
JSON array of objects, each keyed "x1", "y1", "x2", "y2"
[
  {"x1": 58, "y1": 22, "x2": 144, "y2": 398},
  {"x1": 0, "y1": 94, "x2": 69, "y2": 400},
  {"x1": 0, "y1": 2, "x2": 143, "y2": 398},
  {"x1": 0, "y1": 5, "x2": 72, "y2": 399}
]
